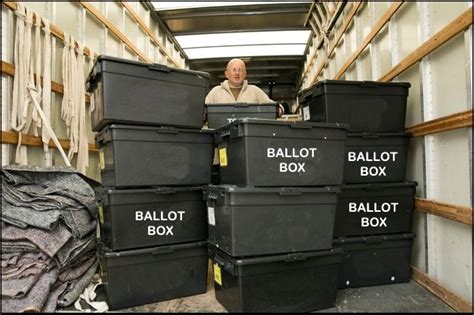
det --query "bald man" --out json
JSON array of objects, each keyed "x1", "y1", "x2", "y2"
[{"x1": 205, "y1": 58, "x2": 273, "y2": 103}]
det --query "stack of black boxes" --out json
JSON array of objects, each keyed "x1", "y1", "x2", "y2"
[
  {"x1": 204, "y1": 118, "x2": 349, "y2": 312},
  {"x1": 299, "y1": 80, "x2": 416, "y2": 290},
  {"x1": 86, "y1": 56, "x2": 214, "y2": 310}
]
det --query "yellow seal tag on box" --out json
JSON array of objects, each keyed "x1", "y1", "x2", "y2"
[
  {"x1": 219, "y1": 148, "x2": 228, "y2": 167},
  {"x1": 99, "y1": 150, "x2": 105, "y2": 170},
  {"x1": 213, "y1": 263, "x2": 222, "y2": 286}
]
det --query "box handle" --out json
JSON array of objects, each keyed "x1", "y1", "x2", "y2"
[
  {"x1": 359, "y1": 81, "x2": 378, "y2": 88},
  {"x1": 156, "y1": 128, "x2": 179, "y2": 134},
  {"x1": 152, "y1": 248, "x2": 174, "y2": 255},
  {"x1": 148, "y1": 63, "x2": 171, "y2": 73},
  {"x1": 289, "y1": 124, "x2": 312, "y2": 130},
  {"x1": 234, "y1": 103, "x2": 250, "y2": 108},
  {"x1": 285, "y1": 253, "x2": 306, "y2": 262},
  {"x1": 154, "y1": 188, "x2": 177, "y2": 195},
  {"x1": 278, "y1": 190, "x2": 302, "y2": 196},
  {"x1": 363, "y1": 236, "x2": 384, "y2": 244},
  {"x1": 361, "y1": 134, "x2": 380, "y2": 139}
]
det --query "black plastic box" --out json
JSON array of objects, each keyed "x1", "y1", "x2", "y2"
[
  {"x1": 333, "y1": 233, "x2": 414, "y2": 289},
  {"x1": 96, "y1": 124, "x2": 214, "y2": 187},
  {"x1": 344, "y1": 132, "x2": 410, "y2": 184},
  {"x1": 86, "y1": 55, "x2": 210, "y2": 131},
  {"x1": 98, "y1": 241, "x2": 208, "y2": 310},
  {"x1": 298, "y1": 80, "x2": 410, "y2": 132},
  {"x1": 97, "y1": 187, "x2": 207, "y2": 251},
  {"x1": 334, "y1": 182, "x2": 417, "y2": 237},
  {"x1": 216, "y1": 118, "x2": 348, "y2": 187},
  {"x1": 209, "y1": 245, "x2": 342, "y2": 312},
  {"x1": 204, "y1": 185, "x2": 339, "y2": 257},
  {"x1": 206, "y1": 103, "x2": 277, "y2": 129}
]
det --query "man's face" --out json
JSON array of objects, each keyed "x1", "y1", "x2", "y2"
[{"x1": 225, "y1": 61, "x2": 246, "y2": 86}]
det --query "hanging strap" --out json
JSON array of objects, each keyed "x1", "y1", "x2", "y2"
[
  {"x1": 75, "y1": 41, "x2": 88, "y2": 174},
  {"x1": 13, "y1": 5, "x2": 34, "y2": 165},
  {"x1": 31, "y1": 14, "x2": 43, "y2": 137},
  {"x1": 88, "y1": 49, "x2": 96, "y2": 114},
  {"x1": 41, "y1": 18, "x2": 52, "y2": 152}
]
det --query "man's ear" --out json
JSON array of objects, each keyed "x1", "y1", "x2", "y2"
[{"x1": 224, "y1": 70, "x2": 230, "y2": 80}]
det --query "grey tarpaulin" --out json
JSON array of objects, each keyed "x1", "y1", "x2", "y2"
[{"x1": 1, "y1": 165, "x2": 100, "y2": 312}]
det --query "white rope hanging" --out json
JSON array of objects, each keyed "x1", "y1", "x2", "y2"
[
  {"x1": 41, "y1": 18, "x2": 52, "y2": 152},
  {"x1": 11, "y1": 3, "x2": 70, "y2": 166}
]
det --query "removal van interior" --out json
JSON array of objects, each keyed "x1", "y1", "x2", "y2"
[{"x1": 1, "y1": 1, "x2": 472, "y2": 313}]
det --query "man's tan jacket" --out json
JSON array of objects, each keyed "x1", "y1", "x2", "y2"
[{"x1": 205, "y1": 80, "x2": 273, "y2": 104}]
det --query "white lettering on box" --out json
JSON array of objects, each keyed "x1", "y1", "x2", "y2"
[
  {"x1": 279, "y1": 162, "x2": 306, "y2": 173},
  {"x1": 267, "y1": 148, "x2": 317, "y2": 159},
  {"x1": 361, "y1": 217, "x2": 388, "y2": 228},
  {"x1": 147, "y1": 225, "x2": 174, "y2": 235},
  {"x1": 348, "y1": 202, "x2": 399, "y2": 213},
  {"x1": 360, "y1": 166, "x2": 386, "y2": 176},
  {"x1": 347, "y1": 151, "x2": 398, "y2": 162},
  {"x1": 135, "y1": 210, "x2": 185, "y2": 222}
]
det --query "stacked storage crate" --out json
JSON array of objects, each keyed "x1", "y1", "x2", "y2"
[
  {"x1": 204, "y1": 118, "x2": 348, "y2": 312},
  {"x1": 205, "y1": 102, "x2": 279, "y2": 185},
  {"x1": 86, "y1": 56, "x2": 214, "y2": 310},
  {"x1": 299, "y1": 80, "x2": 416, "y2": 289}
]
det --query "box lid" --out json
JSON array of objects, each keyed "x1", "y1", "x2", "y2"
[
  {"x1": 99, "y1": 240, "x2": 207, "y2": 258},
  {"x1": 216, "y1": 118, "x2": 348, "y2": 140},
  {"x1": 98, "y1": 186, "x2": 203, "y2": 205},
  {"x1": 348, "y1": 132, "x2": 411, "y2": 138},
  {"x1": 298, "y1": 79, "x2": 411, "y2": 101},
  {"x1": 333, "y1": 233, "x2": 415, "y2": 245},
  {"x1": 204, "y1": 185, "x2": 340, "y2": 195},
  {"x1": 340, "y1": 181, "x2": 417, "y2": 191},
  {"x1": 95, "y1": 124, "x2": 214, "y2": 145},
  {"x1": 206, "y1": 103, "x2": 278, "y2": 114}
]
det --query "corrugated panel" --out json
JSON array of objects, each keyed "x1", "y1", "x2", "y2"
[
  {"x1": 430, "y1": 129, "x2": 471, "y2": 207},
  {"x1": 396, "y1": 2, "x2": 419, "y2": 62},
  {"x1": 430, "y1": 34, "x2": 469, "y2": 119},
  {"x1": 85, "y1": 12, "x2": 104, "y2": 54},
  {"x1": 429, "y1": 215, "x2": 472, "y2": 302}
]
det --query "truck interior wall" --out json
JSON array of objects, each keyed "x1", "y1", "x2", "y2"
[
  {"x1": 1, "y1": 0, "x2": 472, "y2": 309},
  {"x1": 300, "y1": 1, "x2": 472, "y2": 306}
]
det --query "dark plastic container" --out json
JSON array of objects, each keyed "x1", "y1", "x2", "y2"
[
  {"x1": 205, "y1": 103, "x2": 278, "y2": 129},
  {"x1": 98, "y1": 241, "x2": 208, "y2": 310},
  {"x1": 209, "y1": 245, "x2": 342, "y2": 312},
  {"x1": 204, "y1": 185, "x2": 339, "y2": 257},
  {"x1": 216, "y1": 118, "x2": 348, "y2": 187},
  {"x1": 298, "y1": 80, "x2": 410, "y2": 132},
  {"x1": 97, "y1": 187, "x2": 207, "y2": 251},
  {"x1": 333, "y1": 233, "x2": 414, "y2": 289},
  {"x1": 86, "y1": 55, "x2": 210, "y2": 131},
  {"x1": 96, "y1": 124, "x2": 214, "y2": 187},
  {"x1": 334, "y1": 182, "x2": 417, "y2": 237},
  {"x1": 344, "y1": 132, "x2": 410, "y2": 184}
]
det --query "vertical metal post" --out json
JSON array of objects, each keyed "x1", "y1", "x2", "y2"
[
  {"x1": 369, "y1": 2, "x2": 380, "y2": 80},
  {"x1": 418, "y1": 1, "x2": 437, "y2": 277}
]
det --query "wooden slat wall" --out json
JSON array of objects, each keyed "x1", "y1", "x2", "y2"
[
  {"x1": 411, "y1": 266, "x2": 473, "y2": 313},
  {"x1": 415, "y1": 198, "x2": 472, "y2": 225}
]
